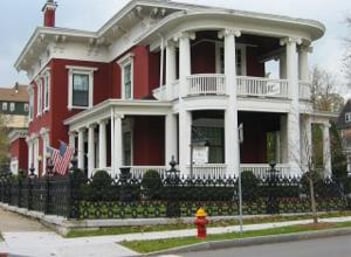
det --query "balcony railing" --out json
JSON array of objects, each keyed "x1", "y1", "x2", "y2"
[
  {"x1": 237, "y1": 76, "x2": 289, "y2": 98},
  {"x1": 186, "y1": 74, "x2": 226, "y2": 96},
  {"x1": 186, "y1": 163, "x2": 227, "y2": 178},
  {"x1": 240, "y1": 163, "x2": 292, "y2": 178},
  {"x1": 153, "y1": 74, "x2": 311, "y2": 102}
]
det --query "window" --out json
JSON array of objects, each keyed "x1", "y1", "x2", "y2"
[
  {"x1": 2, "y1": 102, "x2": 7, "y2": 111},
  {"x1": 66, "y1": 66, "x2": 97, "y2": 109},
  {"x1": 10, "y1": 102, "x2": 15, "y2": 112},
  {"x1": 117, "y1": 53, "x2": 134, "y2": 100},
  {"x1": 24, "y1": 103, "x2": 29, "y2": 112},
  {"x1": 72, "y1": 74, "x2": 89, "y2": 107},
  {"x1": 28, "y1": 88, "x2": 34, "y2": 120},
  {"x1": 43, "y1": 72, "x2": 50, "y2": 111},
  {"x1": 36, "y1": 80, "x2": 42, "y2": 116},
  {"x1": 345, "y1": 112, "x2": 351, "y2": 123}
]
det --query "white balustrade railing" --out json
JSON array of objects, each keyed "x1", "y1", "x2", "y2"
[
  {"x1": 187, "y1": 163, "x2": 227, "y2": 178},
  {"x1": 299, "y1": 80, "x2": 312, "y2": 100},
  {"x1": 237, "y1": 76, "x2": 289, "y2": 98},
  {"x1": 187, "y1": 74, "x2": 226, "y2": 96},
  {"x1": 240, "y1": 163, "x2": 291, "y2": 178},
  {"x1": 123, "y1": 166, "x2": 167, "y2": 178},
  {"x1": 171, "y1": 80, "x2": 179, "y2": 100},
  {"x1": 152, "y1": 85, "x2": 166, "y2": 100}
]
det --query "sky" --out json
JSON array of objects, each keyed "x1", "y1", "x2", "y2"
[{"x1": 0, "y1": 0, "x2": 350, "y2": 90}]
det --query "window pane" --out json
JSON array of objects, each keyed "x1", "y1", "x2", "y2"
[
  {"x1": 73, "y1": 74, "x2": 89, "y2": 106},
  {"x1": 124, "y1": 64, "x2": 132, "y2": 99}
]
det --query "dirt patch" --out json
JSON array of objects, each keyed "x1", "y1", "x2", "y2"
[{"x1": 296, "y1": 222, "x2": 336, "y2": 230}]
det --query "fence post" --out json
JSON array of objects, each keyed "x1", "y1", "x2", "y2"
[{"x1": 165, "y1": 156, "x2": 181, "y2": 217}]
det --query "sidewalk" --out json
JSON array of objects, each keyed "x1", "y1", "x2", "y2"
[{"x1": 1, "y1": 214, "x2": 351, "y2": 257}]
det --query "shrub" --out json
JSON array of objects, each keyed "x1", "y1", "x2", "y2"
[
  {"x1": 89, "y1": 170, "x2": 114, "y2": 201},
  {"x1": 240, "y1": 170, "x2": 259, "y2": 201},
  {"x1": 141, "y1": 170, "x2": 162, "y2": 200}
]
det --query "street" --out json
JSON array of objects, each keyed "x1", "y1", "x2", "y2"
[{"x1": 166, "y1": 235, "x2": 351, "y2": 257}]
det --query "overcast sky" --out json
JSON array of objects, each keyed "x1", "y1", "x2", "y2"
[{"x1": 0, "y1": 0, "x2": 350, "y2": 88}]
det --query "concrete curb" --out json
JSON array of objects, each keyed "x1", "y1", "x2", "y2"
[{"x1": 145, "y1": 227, "x2": 351, "y2": 256}]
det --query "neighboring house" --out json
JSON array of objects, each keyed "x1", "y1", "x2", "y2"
[
  {"x1": 0, "y1": 83, "x2": 29, "y2": 174},
  {"x1": 336, "y1": 99, "x2": 351, "y2": 174},
  {"x1": 14, "y1": 0, "x2": 333, "y2": 178}
]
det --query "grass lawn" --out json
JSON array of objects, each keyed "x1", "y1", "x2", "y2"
[
  {"x1": 121, "y1": 221, "x2": 351, "y2": 253},
  {"x1": 66, "y1": 211, "x2": 351, "y2": 238}
]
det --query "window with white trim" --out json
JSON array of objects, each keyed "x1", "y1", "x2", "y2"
[
  {"x1": 345, "y1": 112, "x2": 351, "y2": 123},
  {"x1": 28, "y1": 88, "x2": 34, "y2": 120},
  {"x1": 10, "y1": 102, "x2": 15, "y2": 112},
  {"x1": 24, "y1": 103, "x2": 29, "y2": 112},
  {"x1": 66, "y1": 66, "x2": 97, "y2": 110},
  {"x1": 36, "y1": 80, "x2": 42, "y2": 116},
  {"x1": 43, "y1": 72, "x2": 50, "y2": 111},
  {"x1": 2, "y1": 102, "x2": 7, "y2": 111},
  {"x1": 117, "y1": 53, "x2": 134, "y2": 100}
]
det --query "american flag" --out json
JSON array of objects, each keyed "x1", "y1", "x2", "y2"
[{"x1": 47, "y1": 141, "x2": 75, "y2": 175}]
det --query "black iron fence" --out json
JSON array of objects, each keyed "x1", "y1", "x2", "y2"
[{"x1": 0, "y1": 161, "x2": 351, "y2": 219}]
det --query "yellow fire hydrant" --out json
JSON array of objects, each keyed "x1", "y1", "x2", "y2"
[{"x1": 194, "y1": 207, "x2": 209, "y2": 239}]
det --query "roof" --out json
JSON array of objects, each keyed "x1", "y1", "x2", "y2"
[
  {"x1": 0, "y1": 84, "x2": 29, "y2": 102},
  {"x1": 15, "y1": 0, "x2": 325, "y2": 72}
]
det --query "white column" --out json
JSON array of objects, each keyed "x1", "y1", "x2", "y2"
[
  {"x1": 301, "y1": 115, "x2": 312, "y2": 172},
  {"x1": 165, "y1": 113, "x2": 178, "y2": 166},
  {"x1": 178, "y1": 32, "x2": 194, "y2": 97},
  {"x1": 323, "y1": 123, "x2": 332, "y2": 176},
  {"x1": 77, "y1": 128, "x2": 85, "y2": 170},
  {"x1": 98, "y1": 120, "x2": 107, "y2": 169},
  {"x1": 27, "y1": 139, "x2": 33, "y2": 170},
  {"x1": 219, "y1": 29, "x2": 241, "y2": 176},
  {"x1": 166, "y1": 42, "x2": 176, "y2": 99},
  {"x1": 283, "y1": 37, "x2": 301, "y2": 175},
  {"x1": 87, "y1": 124, "x2": 96, "y2": 177},
  {"x1": 298, "y1": 45, "x2": 311, "y2": 81},
  {"x1": 178, "y1": 111, "x2": 192, "y2": 175},
  {"x1": 69, "y1": 131, "x2": 76, "y2": 148},
  {"x1": 177, "y1": 32, "x2": 194, "y2": 175},
  {"x1": 114, "y1": 114, "x2": 124, "y2": 173}
]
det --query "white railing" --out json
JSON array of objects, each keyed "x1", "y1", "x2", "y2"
[
  {"x1": 187, "y1": 74, "x2": 226, "y2": 96},
  {"x1": 186, "y1": 163, "x2": 227, "y2": 178},
  {"x1": 123, "y1": 166, "x2": 167, "y2": 178},
  {"x1": 240, "y1": 163, "x2": 291, "y2": 178},
  {"x1": 152, "y1": 85, "x2": 166, "y2": 100},
  {"x1": 299, "y1": 80, "x2": 312, "y2": 100},
  {"x1": 237, "y1": 76, "x2": 289, "y2": 98}
]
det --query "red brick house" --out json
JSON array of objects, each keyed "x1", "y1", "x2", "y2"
[{"x1": 13, "y1": 0, "x2": 333, "y2": 177}]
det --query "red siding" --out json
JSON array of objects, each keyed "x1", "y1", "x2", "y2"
[
  {"x1": 44, "y1": 9, "x2": 55, "y2": 27},
  {"x1": 246, "y1": 47, "x2": 265, "y2": 77},
  {"x1": 133, "y1": 116, "x2": 165, "y2": 165},
  {"x1": 192, "y1": 41, "x2": 216, "y2": 74},
  {"x1": 10, "y1": 138, "x2": 28, "y2": 172},
  {"x1": 132, "y1": 46, "x2": 150, "y2": 99},
  {"x1": 148, "y1": 51, "x2": 161, "y2": 95}
]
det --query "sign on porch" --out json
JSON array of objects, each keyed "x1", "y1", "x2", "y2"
[{"x1": 193, "y1": 146, "x2": 209, "y2": 164}]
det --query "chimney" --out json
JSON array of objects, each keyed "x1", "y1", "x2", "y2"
[{"x1": 42, "y1": 0, "x2": 57, "y2": 27}]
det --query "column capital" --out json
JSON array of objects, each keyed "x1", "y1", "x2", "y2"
[
  {"x1": 218, "y1": 29, "x2": 241, "y2": 39},
  {"x1": 165, "y1": 40, "x2": 177, "y2": 48},
  {"x1": 298, "y1": 44, "x2": 313, "y2": 53},
  {"x1": 68, "y1": 130, "x2": 77, "y2": 136},
  {"x1": 280, "y1": 37, "x2": 302, "y2": 46},
  {"x1": 114, "y1": 113, "x2": 124, "y2": 120},
  {"x1": 173, "y1": 31, "x2": 196, "y2": 42},
  {"x1": 98, "y1": 119, "x2": 109, "y2": 125},
  {"x1": 87, "y1": 123, "x2": 97, "y2": 129}
]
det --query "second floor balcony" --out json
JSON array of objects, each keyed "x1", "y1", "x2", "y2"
[{"x1": 153, "y1": 74, "x2": 312, "y2": 102}]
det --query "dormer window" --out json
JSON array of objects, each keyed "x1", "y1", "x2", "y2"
[
  {"x1": 117, "y1": 53, "x2": 134, "y2": 100},
  {"x1": 345, "y1": 112, "x2": 351, "y2": 123},
  {"x1": 66, "y1": 66, "x2": 97, "y2": 110},
  {"x1": 2, "y1": 102, "x2": 7, "y2": 111}
]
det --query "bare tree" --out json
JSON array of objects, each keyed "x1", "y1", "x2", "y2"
[{"x1": 311, "y1": 66, "x2": 345, "y2": 112}]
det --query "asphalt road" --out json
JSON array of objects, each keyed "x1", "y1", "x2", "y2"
[{"x1": 170, "y1": 234, "x2": 351, "y2": 257}]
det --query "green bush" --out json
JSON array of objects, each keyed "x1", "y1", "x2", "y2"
[
  {"x1": 141, "y1": 170, "x2": 162, "y2": 200},
  {"x1": 88, "y1": 170, "x2": 114, "y2": 201},
  {"x1": 240, "y1": 170, "x2": 259, "y2": 201}
]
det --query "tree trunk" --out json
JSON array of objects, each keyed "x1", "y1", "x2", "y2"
[{"x1": 309, "y1": 177, "x2": 318, "y2": 223}]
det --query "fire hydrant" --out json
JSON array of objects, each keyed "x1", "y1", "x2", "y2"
[{"x1": 194, "y1": 207, "x2": 209, "y2": 239}]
